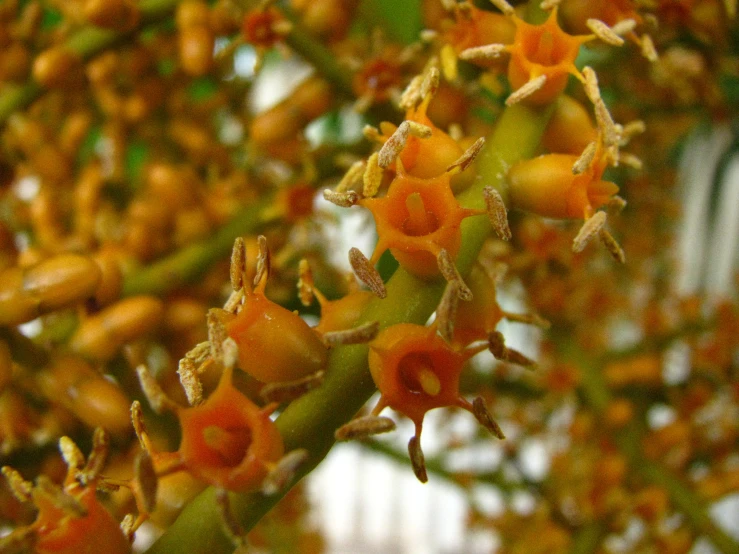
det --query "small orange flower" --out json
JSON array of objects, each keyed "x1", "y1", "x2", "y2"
[
  {"x1": 32, "y1": 485, "x2": 132, "y2": 554},
  {"x1": 505, "y1": 8, "x2": 591, "y2": 105},
  {"x1": 358, "y1": 167, "x2": 481, "y2": 278},
  {"x1": 173, "y1": 367, "x2": 285, "y2": 492},
  {"x1": 442, "y1": 4, "x2": 515, "y2": 67},
  {"x1": 225, "y1": 273, "x2": 328, "y2": 384},
  {"x1": 507, "y1": 138, "x2": 618, "y2": 220},
  {"x1": 367, "y1": 323, "x2": 485, "y2": 438}
]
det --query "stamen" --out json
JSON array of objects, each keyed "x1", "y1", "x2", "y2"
[
  {"x1": 607, "y1": 195, "x2": 628, "y2": 213},
  {"x1": 437, "y1": 249, "x2": 473, "y2": 300},
  {"x1": 611, "y1": 18, "x2": 637, "y2": 36},
  {"x1": 408, "y1": 436, "x2": 428, "y2": 483},
  {"x1": 81, "y1": 428, "x2": 109, "y2": 483},
  {"x1": 540, "y1": 0, "x2": 561, "y2": 9},
  {"x1": 488, "y1": 331, "x2": 535, "y2": 366},
  {"x1": 506, "y1": 75, "x2": 547, "y2": 106},
  {"x1": 178, "y1": 358, "x2": 203, "y2": 406},
  {"x1": 573, "y1": 142, "x2": 597, "y2": 174},
  {"x1": 335, "y1": 415, "x2": 396, "y2": 440},
  {"x1": 483, "y1": 186, "x2": 512, "y2": 241},
  {"x1": 620, "y1": 153, "x2": 643, "y2": 170},
  {"x1": 436, "y1": 282, "x2": 459, "y2": 344},
  {"x1": 59, "y1": 436, "x2": 85, "y2": 472},
  {"x1": 263, "y1": 449, "x2": 309, "y2": 495},
  {"x1": 378, "y1": 120, "x2": 433, "y2": 168},
  {"x1": 323, "y1": 189, "x2": 359, "y2": 207},
  {"x1": 573, "y1": 211, "x2": 607, "y2": 253},
  {"x1": 297, "y1": 258, "x2": 314, "y2": 307},
  {"x1": 447, "y1": 137, "x2": 485, "y2": 174},
  {"x1": 599, "y1": 229, "x2": 626, "y2": 263},
  {"x1": 399, "y1": 74, "x2": 424, "y2": 110},
  {"x1": 260, "y1": 371, "x2": 325, "y2": 403},
  {"x1": 472, "y1": 397, "x2": 505, "y2": 439},
  {"x1": 136, "y1": 364, "x2": 179, "y2": 414},
  {"x1": 349, "y1": 247, "x2": 387, "y2": 298},
  {"x1": 419, "y1": 66, "x2": 440, "y2": 101},
  {"x1": 587, "y1": 19, "x2": 625, "y2": 46},
  {"x1": 133, "y1": 451, "x2": 158, "y2": 513},
  {"x1": 489, "y1": 0, "x2": 515, "y2": 16},
  {"x1": 363, "y1": 125, "x2": 382, "y2": 143},
  {"x1": 216, "y1": 489, "x2": 246, "y2": 547},
  {"x1": 323, "y1": 321, "x2": 380, "y2": 346},
  {"x1": 503, "y1": 311, "x2": 551, "y2": 329},
  {"x1": 254, "y1": 235, "x2": 270, "y2": 288},
  {"x1": 230, "y1": 237, "x2": 246, "y2": 292},
  {"x1": 1, "y1": 467, "x2": 33, "y2": 502},
  {"x1": 363, "y1": 152, "x2": 383, "y2": 198},
  {"x1": 640, "y1": 34, "x2": 658, "y2": 62},
  {"x1": 459, "y1": 43, "x2": 508, "y2": 62},
  {"x1": 336, "y1": 160, "x2": 366, "y2": 193},
  {"x1": 441, "y1": 44, "x2": 458, "y2": 81}
]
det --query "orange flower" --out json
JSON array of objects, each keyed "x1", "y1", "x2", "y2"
[
  {"x1": 359, "y1": 167, "x2": 481, "y2": 278},
  {"x1": 174, "y1": 367, "x2": 285, "y2": 492},
  {"x1": 507, "y1": 138, "x2": 618, "y2": 220}
]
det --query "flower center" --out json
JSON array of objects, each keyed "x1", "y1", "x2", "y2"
[
  {"x1": 399, "y1": 352, "x2": 441, "y2": 396},
  {"x1": 402, "y1": 192, "x2": 439, "y2": 236},
  {"x1": 203, "y1": 425, "x2": 252, "y2": 467}
]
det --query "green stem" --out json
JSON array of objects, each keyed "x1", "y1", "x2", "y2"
[
  {"x1": 0, "y1": 0, "x2": 181, "y2": 127},
  {"x1": 122, "y1": 199, "x2": 275, "y2": 297},
  {"x1": 145, "y1": 102, "x2": 552, "y2": 554}
]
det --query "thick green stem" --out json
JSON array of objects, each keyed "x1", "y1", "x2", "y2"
[{"x1": 145, "y1": 102, "x2": 551, "y2": 554}]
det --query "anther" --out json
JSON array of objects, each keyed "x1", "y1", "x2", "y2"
[
  {"x1": 349, "y1": 247, "x2": 387, "y2": 298},
  {"x1": 599, "y1": 229, "x2": 626, "y2": 263},
  {"x1": 506, "y1": 75, "x2": 547, "y2": 106},
  {"x1": 408, "y1": 436, "x2": 428, "y2": 483},
  {"x1": 58, "y1": 435, "x2": 84, "y2": 471},
  {"x1": 573, "y1": 211, "x2": 607, "y2": 253},
  {"x1": 323, "y1": 321, "x2": 380, "y2": 346},
  {"x1": 260, "y1": 371, "x2": 325, "y2": 403},
  {"x1": 137, "y1": 364, "x2": 179, "y2": 414},
  {"x1": 254, "y1": 235, "x2": 271, "y2": 287},
  {"x1": 459, "y1": 43, "x2": 508, "y2": 62},
  {"x1": 437, "y1": 249, "x2": 473, "y2": 301},
  {"x1": 472, "y1": 397, "x2": 505, "y2": 439},
  {"x1": 178, "y1": 358, "x2": 203, "y2": 406},
  {"x1": 489, "y1": 0, "x2": 515, "y2": 16},
  {"x1": 336, "y1": 160, "x2": 366, "y2": 193},
  {"x1": 134, "y1": 450, "x2": 158, "y2": 513},
  {"x1": 2, "y1": 467, "x2": 33, "y2": 502},
  {"x1": 378, "y1": 121, "x2": 433, "y2": 168},
  {"x1": 483, "y1": 186, "x2": 512, "y2": 241},
  {"x1": 436, "y1": 282, "x2": 459, "y2": 344},
  {"x1": 262, "y1": 449, "x2": 309, "y2": 495},
  {"x1": 363, "y1": 152, "x2": 383, "y2": 198},
  {"x1": 230, "y1": 237, "x2": 246, "y2": 292},
  {"x1": 335, "y1": 415, "x2": 396, "y2": 440},
  {"x1": 446, "y1": 137, "x2": 485, "y2": 174},
  {"x1": 611, "y1": 19, "x2": 637, "y2": 36},
  {"x1": 323, "y1": 189, "x2": 359, "y2": 207},
  {"x1": 640, "y1": 34, "x2": 658, "y2": 62},
  {"x1": 573, "y1": 142, "x2": 597, "y2": 174},
  {"x1": 586, "y1": 19, "x2": 625, "y2": 46}
]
